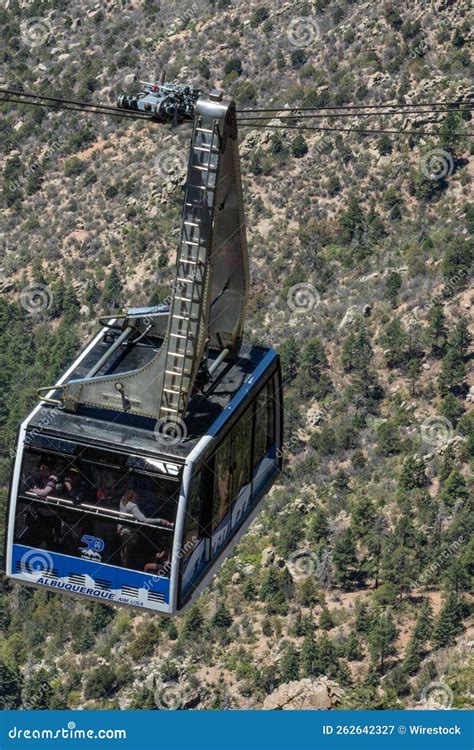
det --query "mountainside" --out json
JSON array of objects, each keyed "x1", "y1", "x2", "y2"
[{"x1": 1, "y1": 0, "x2": 473, "y2": 711}]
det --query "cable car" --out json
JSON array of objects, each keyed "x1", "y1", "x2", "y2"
[{"x1": 5, "y1": 86, "x2": 283, "y2": 614}]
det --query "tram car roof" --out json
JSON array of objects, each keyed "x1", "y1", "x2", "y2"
[{"x1": 27, "y1": 327, "x2": 278, "y2": 464}]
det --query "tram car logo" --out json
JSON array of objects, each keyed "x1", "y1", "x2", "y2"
[{"x1": 80, "y1": 535, "x2": 105, "y2": 561}]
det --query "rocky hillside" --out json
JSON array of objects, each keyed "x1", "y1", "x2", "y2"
[{"x1": 1, "y1": 0, "x2": 473, "y2": 710}]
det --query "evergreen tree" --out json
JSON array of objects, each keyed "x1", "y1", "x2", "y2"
[
  {"x1": 341, "y1": 324, "x2": 379, "y2": 399},
  {"x1": 301, "y1": 634, "x2": 319, "y2": 677},
  {"x1": 438, "y1": 347, "x2": 466, "y2": 394},
  {"x1": 412, "y1": 598, "x2": 433, "y2": 644},
  {"x1": 0, "y1": 661, "x2": 23, "y2": 708},
  {"x1": 354, "y1": 601, "x2": 372, "y2": 635},
  {"x1": 309, "y1": 504, "x2": 329, "y2": 544},
  {"x1": 442, "y1": 238, "x2": 472, "y2": 295},
  {"x1": 403, "y1": 635, "x2": 422, "y2": 676},
  {"x1": 443, "y1": 558, "x2": 470, "y2": 595},
  {"x1": 439, "y1": 393, "x2": 464, "y2": 427},
  {"x1": 340, "y1": 197, "x2": 365, "y2": 247},
  {"x1": 319, "y1": 608, "x2": 334, "y2": 630},
  {"x1": 23, "y1": 669, "x2": 53, "y2": 709},
  {"x1": 368, "y1": 610, "x2": 397, "y2": 674},
  {"x1": 301, "y1": 337, "x2": 327, "y2": 379},
  {"x1": 281, "y1": 644, "x2": 300, "y2": 682},
  {"x1": 399, "y1": 455, "x2": 427, "y2": 491},
  {"x1": 212, "y1": 603, "x2": 232, "y2": 629},
  {"x1": 380, "y1": 318, "x2": 407, "y2": 367},
  {"x1": 183, "y1": 604, "x2": 204, "y2": 639},
  {"x1": 102, "y1": 266, "x2": 123, "y2": 310},
  {"x1": 439, "y1": 111, "x2": 465, "y2": 156},
  {"x1": 297, "y1": 578, "x2": 321, "y2": 608},
  {"x1": 426, "y1": 303, "x2": 447, "y2": 356},
  {"x1": 450, "y1": 317, "x2": 471, "y2": 356},
  {"x1": 432, "y1": 592, "x2": 464, "y2": 647},
  {"x1": 243, "y1": 579, "x2": 257, "y2": 601},
  {"x1": 377, "y1": 421, "x2": 401, "y2": 456},
  {"x1": 279, "y1": 337, "x2": 300, "y2": 380},
  {"x1": 62, "y1": 283, "x2": 80, "y2": 324},
  {"x1": 439, "y1": 470, "x2": 468, "y2": 510},
  {"x1": 333, "y1": 528, "x2": 358, "y2": 590},
  {"x1": 291, "y1": 134, "x2": 308, "y2": 158},
  {"x1": 345, "y1": 631, "x2": 363, "y2": 661},
  {"x1": 385, "y1": 271, "x2": 402, "y2": 307}
]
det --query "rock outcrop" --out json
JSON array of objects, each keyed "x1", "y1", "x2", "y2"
[{"x1": 263, "y1": 678, "x2": 343, "y2": 710}]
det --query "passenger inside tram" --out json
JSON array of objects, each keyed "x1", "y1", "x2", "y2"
[{"x1": 18, "y1": 452, "x2": 177, "y2": 574}]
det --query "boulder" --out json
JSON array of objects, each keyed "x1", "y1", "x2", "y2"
[
  {"x1": 261, "y1": 547, "x2": 275, "y2": 567},
  {"x1": 339, "y1": 305, "x2": 359, "y2": 329},
  {"x1": 263, "y1": 677, "x2": 343, "y2": 710}
]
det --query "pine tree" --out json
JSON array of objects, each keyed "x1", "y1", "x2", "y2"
[
  {"x1": 23, "y1": 669, "x2": 53, "y2": 709},
  {"x1": 403, "y1": 635, "x2": 422, "y2": 676},
  {"x1": 385, "y1": 271, "x2": 402, "y2": 307},
  {"x1": 183, "y1": 604, "x2": 204, "y2": 639},
  {"x1": 439, "y1": 470, "x2": 468, "y2": 510},
  {"x1": 279, "y1": 337, "x2": 300, "y2": 381},
  {"x1": 62, "y1": 283, "x2": 80, "y2": 324},
  {"x1": 291, "y1": 134, "x2": 308, "y2": 158},
  {"x1": 443, "y1": 558, "x2": 470, "y2": 594},
  {"x1": 243, "y1": 580, "x2": 257, "y2": 601},
  {"x1": 340, "y1": 197, "x2": 365, "y2": 247},
  {"x1": 368, "y1": 610, "x2": 397, "y2": 674},
  {"x1": 281, "y1": 644, "x2": 300, "y2": 682},
  {"x1": 442, "y1": 238, "x2": 471, "y2": 295},
  {"x1": 450, "y1": 317, "x2": 471, "y2": 357},
  {"x1": 291, "y1": 610, "x2": 305, "y2": 638},
  {"x1": 380, "y1": 318, "x2": 407, "y2": 367},
  {"x1": 345, "y1": 631, "x2": 363, "y2": 661},
  {"x1": 426, "y1": 303, "x2": 447, "y2": 356},
  {"x1": 301, "y1": 337, "x2": 327, "y2": 379},
  {"x1": 432, "y1": 592, "x2": 464, "y2": 648},
  {"x1": 412, "y1": 598, "x2": 433, "y2": 644},
  {"x1": 333, "y1": 528, "x2": 358, "y2": 590},
  {"x1": 102, "y1": 266, "x2": 123, "y2": 310},
  {"x1": 301, "y1": 634, "x2": 319, "y2": 677},
  {"x1": 439, "y1": 393, "x2": 465, "y2": 428},
  {"x1": 309, "y1": 505, "x2": 329, "y2": 544},
  {"x1": 212, "y1": 603, "x2": 232, "y2": 629},
  {"x1": 260, "y1": 568, "x2": 281, "y2": 601},
  {"x1": 0, "y1": 661, "x2": 23, "y2": 708},
  {"x1": 438, "y1": 347, "x2": 466, "y2": 395},
  {"x1": 319, "y1": 608, "x2": 334, "y2": 630},
  {"x1": 399, "y1": 455, "x2": 427, "y2": 491}
]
